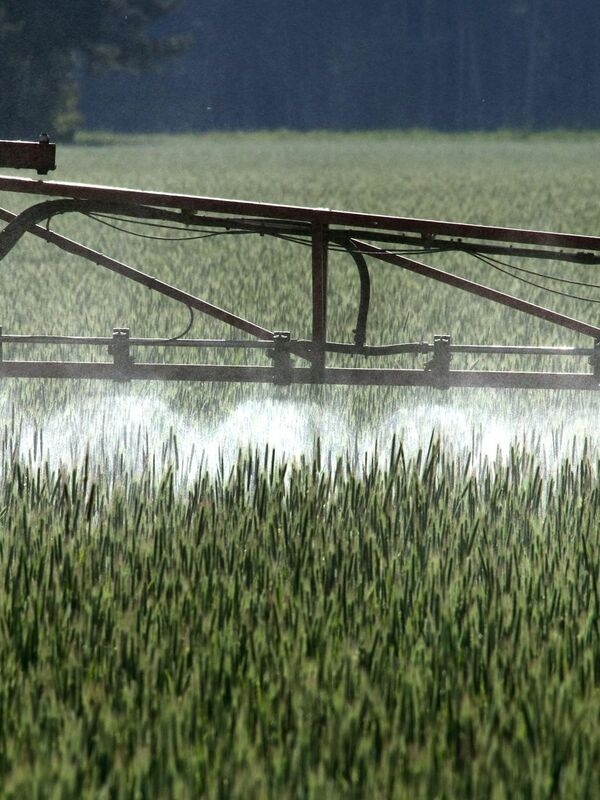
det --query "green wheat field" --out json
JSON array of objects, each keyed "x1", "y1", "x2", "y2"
[{"x1": 2, "y1": 132, "x2": 600, "y2": 797}]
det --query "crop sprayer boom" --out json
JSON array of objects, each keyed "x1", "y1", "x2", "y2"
[{"x1": 1, "y1": 136, "x2": 600, "y2": 390}]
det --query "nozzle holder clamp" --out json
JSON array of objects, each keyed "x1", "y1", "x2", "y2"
[
  {"x1": 426, "y1": 334, "x2": 452, "y2": 388},
  {"x1": 108, "y1": 327, "x2": 133, "y2": 379}
]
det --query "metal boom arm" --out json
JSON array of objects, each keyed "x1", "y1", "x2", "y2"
[{"x1": 2, "y1": 166, "x2": 600, "y2": 390}]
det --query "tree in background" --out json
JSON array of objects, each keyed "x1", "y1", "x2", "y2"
[{"x1": 0, "y1": 0, "x2": 187, "y2": 140}]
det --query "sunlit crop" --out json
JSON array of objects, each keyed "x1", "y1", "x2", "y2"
[{"x1": 1, "y1": 131, "x2": 600, "y2": 797}]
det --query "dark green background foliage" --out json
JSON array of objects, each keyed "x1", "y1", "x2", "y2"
[{"x1": 3, "y1": 0, "x2": 600, "y2": 136}]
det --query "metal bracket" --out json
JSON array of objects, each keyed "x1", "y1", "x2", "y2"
[
  {"x1": 269, "y1": 331, "x2": 292, "y2": 384},
  {"x1": 108, "y1": 328, "x2": 133, "y2": 379},
  {"x1": 425, "y1": 334, "x2": 452, "y2": 388},
  {"x1": 590, "y1": 337, "x2": 600, "y2": 381},
  {"x1": 0, "y1": 135, "x2": 56, "y2": 175}
]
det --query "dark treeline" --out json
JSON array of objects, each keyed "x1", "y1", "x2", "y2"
[
  {"x1": 5, "y1": 0, "x2": 600, "y2": 136},
  {"x1": 81, "y1": 0, "x2": 600, "y2": 133}
]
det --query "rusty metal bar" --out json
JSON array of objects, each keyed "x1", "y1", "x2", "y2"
[
  {"x1": 0, "y1": 204, "x2": 273, "y2": 340},
  {"x1": 311, "y1": 222, "x2": 329, "y2": 370},
  {"x1": 3, "y1": 174, "x2": 600, "y2": 252},
  {"x1": 353, "y1": 239, "x2": 600, "y2": 340}
]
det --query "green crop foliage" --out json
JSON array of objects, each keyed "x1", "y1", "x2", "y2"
[{"x1": 0, "y1": 132, "x2": 600, "y2": 797}]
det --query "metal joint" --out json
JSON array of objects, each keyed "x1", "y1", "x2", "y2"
[
  {"x1": 425, "y1": 335, "x2": 452, "y2": 388},
  {"x1": 269, "y1": 331, "x2": 292, "y2": 384},
  {"x1": 108, "y1": 328, "x2": 133, "y2": 379}
]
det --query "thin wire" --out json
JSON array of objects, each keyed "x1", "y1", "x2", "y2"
[
  {"x1": 92, "y1": 210, "x2": 594, "y2": 298},
  {"x1": 89, "y1": 213, "x2": 315, "y2": 247},
  {"x1": 470, "y1": 249, "x2": 600, "y2": 290},
  {"x1": 85, "y1": 213, "x2": 253, "y2": 241},
  {"x1": 89, "y1": 212, "x2": 189, "y2": 229},
  {"x1": 471, "y1": 251, "x2": 600, "y2": 304},
  {"x1": 87, "y1": 212, "x2": 449, "y2": 255},
  {"x1": 329, "y1": 244, "x2": 449, "y2": 256},
  {"x1": 161, "y1": 304, "x2": 194, "y2": 342},
  {"x1": 274, "y1": 233, "x2": 449, "y2": 256}
]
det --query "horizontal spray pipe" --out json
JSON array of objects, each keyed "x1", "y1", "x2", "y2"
[
  {"x1": 0, "y1": 361, "x2": 598, "y2": 390},
  {"x1": 0, "y1": 333, "x2": 595, "y2": 359}
]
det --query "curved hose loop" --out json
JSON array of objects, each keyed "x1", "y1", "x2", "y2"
[
  {"x1": 0, "y1": 198, "x2": 149, "y2": 262},
  {"x1": 0, "y1": 199, "x2": 88, "y2": 261},
  {"x1": 338, "y1": 237, "x2": 371, "y2": 348}
]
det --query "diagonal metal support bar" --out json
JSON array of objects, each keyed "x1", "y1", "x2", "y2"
[
  {"x1": 352, "y1": 239, "x2": 600, "y2": 340},
  {"x1": 0, "y1": 203, "x2": 273, "y2": 340}
]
